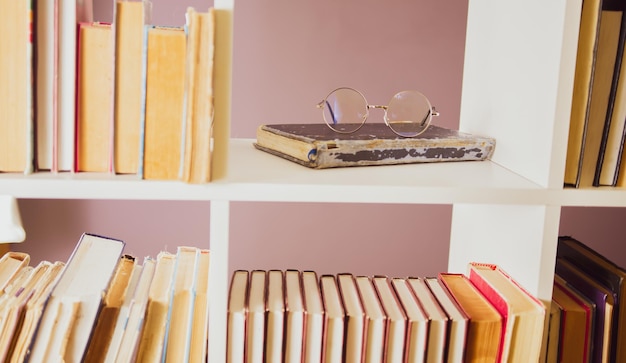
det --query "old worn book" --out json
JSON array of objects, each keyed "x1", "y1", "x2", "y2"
[
  {"x1": 182, "y1": 7, "x2": 216, "y2": 183},
  {"x1": 254, "y1": 123, "x2": 495, "y2": 169},
  {"x1": 26, "y1": 233, "x2": 125, "y2": 363},
  {"x1": 82, "y1": 254, "x2": 136, "y2": 362}
]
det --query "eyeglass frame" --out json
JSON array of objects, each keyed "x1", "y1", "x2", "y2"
[{"x1": 316, "y1": 87, "x2": 440, "y2": 138}]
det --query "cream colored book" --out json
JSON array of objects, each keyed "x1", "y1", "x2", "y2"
[
  {"x1": 373, "y1": 276, "x2": 407, "y2": 363},
  {"x1": 227, "y1": 270, "x2": 249, "y2": 363},
  {"x1": 165, "y1": 247, "x2": 200, "y2": 363},
  {"x1": 114, "y1": 256, "x2": 157, "y2": 363},
  {"x1": 320, "y1": 274, "x2": 344, "y2": 363},
  {"x1": 103, "y1": 262, "x2": 143, "y2": 363},
  {"x1": 391, "y1": 278, "x2": 428, "y2": 363},
  {"x1": 135, "y1": 251, "x2": 177, "y2": 362},
  {"x1": 0, "y1": 252, "x2": 30, "y2": 294},
  {"x1": 26, "y1": 233, "x2": 125, "y2": 363},
  {"x1": 188, "y1": 249, "x2": 210, "y2": 363},
  {"x1": 265, "y1": 270, "x2": 285, "y2": 363},
  {"x1": 302, "y1": 270, "x2": 323, "y2": 363},
  {"x1": 407, "y1": 277, "x2": 449, "y2": 363},
  {"x1": 284, "y1": 270, "x2": 305, "y2": 363},
  {"x1": 246, "y1": 270, "x2": 266, "y2": 363},
  {"x1": 337, "y1": 273, "x2": 365, "y2": 363},
  {"x1": 355, "y1": 276, "x2": 385, "y2": 363},
  {"x1": 424, "y1": 277, "x2": 469, "y2": 363},
  {"x1": 9, "y1": 261, "x2": 65, "y2": 363}
]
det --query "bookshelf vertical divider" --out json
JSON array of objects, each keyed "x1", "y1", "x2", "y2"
[{"x1": 208, "y1": 199, "x2": 230, "y2": 363}]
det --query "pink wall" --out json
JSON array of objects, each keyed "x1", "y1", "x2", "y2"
[{"x1": 15, "y1": 0, "x2": 626, "y2": 276}]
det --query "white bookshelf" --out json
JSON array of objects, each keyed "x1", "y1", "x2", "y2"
[{"x1": 0, "y1": 0, "x2": 614, "y2": 361}]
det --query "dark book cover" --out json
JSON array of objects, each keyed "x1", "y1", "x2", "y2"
[{"x1": 254, "y1": 123, "x2": 495, "y2": 169}]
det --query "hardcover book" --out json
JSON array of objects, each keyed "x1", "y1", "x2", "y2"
[{"x1": 254, "y1": 123, "x2": 496, "y2": 169}]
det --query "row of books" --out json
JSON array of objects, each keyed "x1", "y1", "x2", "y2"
[
  {"x1": 0, "y1": 0, "x2": 217, "y2": 183},
  {"x1": 565, "y1": 0, "x2": 626, "y2": 188},
  {"x1": 0, "y1": 233, "x2": 210, "y2": 362},
  {"x1": 546, "y1": 236, "x2": 626, "y2": 363},
  {"x1": 226, "y1": 264, "x2": 546, "y2": 362}
]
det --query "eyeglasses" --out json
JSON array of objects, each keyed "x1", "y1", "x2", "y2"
[{"x1": 316, "y1": 87, "x2": 439, "y2": 137}]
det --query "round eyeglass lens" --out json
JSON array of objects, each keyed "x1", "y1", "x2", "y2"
[
  {"x1": 385, "y1": 90, "x2": 433, "y2": 137},
  {"x1": 321, "y1": 88, "x2": 368, "y2": 133}
]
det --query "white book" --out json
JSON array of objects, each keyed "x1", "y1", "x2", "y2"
[
  {"x1": 284, "y1": 270, "x2": 304, "y2": 363},
  {"x1": 226, "y1": 270, "x2": 248, "y2": 363},
  {"x1": 424, "y1": 277, "x2": 469, "y2": 363},
  {"x1": 392, "y1": 278, "x2": 428, "y2": 363},
  {"x1": 355, "y1": 276, "x2": 385, "y2": 363},
  {"x1": 27, "y1": 233, "x2": 125, "y2": 363},
  {"x1": 407, "y1": 277, "x2": 449, "y2": 363},
  {"x1": 373, "y1": 276, "x2": 407, "y2": 363},
  {"x1": 320, "y1": 275, "x2": 344, "y2": 363},
  {"x1": 337, "y1": 273, "x2": 365, "y2": 363},
  {"x1": 265, "y1": 270, "x2": 284, "y2": 363},
  {"x1": 246, "y1": 270, "x2": 266, "y2": 363},
  {"x1": 35, "y1": 0, "x2": 55, "y2": 171},
  {"x1": 302, "y1": 271, "x2": 324, "y2": 363}
]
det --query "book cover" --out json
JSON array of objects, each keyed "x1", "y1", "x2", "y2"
[
  {"x1": 226, "y1": 270, "x2": 248, "y2": 363},
  {"x1": 254, "y1": 123, "x2": 495, "y2": 169},
  {"x1": 135, "y1": 251, "x2": 176, "y2": 363},
  {"x1": 246, "y1": 270, "x2": 267, "y2": 363},
  {"x1": 467, "y1": 263, "x2": 546, "y2": 363},
  {"x1": 556, "y1": 257, "x2": 615, "y2": 363},
  {"x1": 552, "y1": 278, "x2": 595, "y2": 363},
  {"x1": 424, "y1": 277, "x2": 469, "y2": 363},
  {"x1": 557, "y1": 235, "x2": 626, "y2": 362},
  {"x1": 142, "y1": 25, "x2": 187, "y2": 180},
  {"x1": 265, "y1": 269, "x2": 285, "y2": 363},
  {"x1": 354, "y1": 276, "x2": 385, "y2": 363},
  {"x1": 301, "y1": 270, "x2": 324, "y2": 363},
  {"x1": 406, "y1": 277, "x2": 449, "y2": 363},
  {"x1": 319, "y1": 274, "x2": 344, "y2": 363},
  {"x1": 336, "y1": 273, "x2": 365, "y2": 363},
  {"x1": 75, "y1": 22, "x2": 114, "y2": 173},
  {"x1": 113, "y1": 0, "x2": 151, "y2": 175},
  {"x1": 391, "y1": 278, "x2": 428, "y2": 363},
  {"x1": 188, "y1": 249, "x2": 210, "y2": 363},
  {"x1": 596, "y1": 0, "x2": 626, "y2": 185},
  {"x1": 372, "y1": 276, "x2": 406, "y2": 363},
  {"x1": 0, "y1": 0, "x2": 33, "y2": 173},
  {"x1": 181, "y1": 7, "x2": 216, "y2": 183},
  {"x1": 284, "y1": 269, "x2": 305, "y2": 363},
  {"x1": 570, "y1": 2, "x2": 623, "y2": 187}
]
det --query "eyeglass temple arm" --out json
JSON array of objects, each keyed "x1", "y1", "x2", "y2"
[
  {"x1": 419, "y1": 107, "x2": 440, "y2": 127},
  {"x1": 317, "y1": 100, "x2": 338, "y2": 125}
]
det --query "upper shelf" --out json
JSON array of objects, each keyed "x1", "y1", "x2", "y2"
[{"x1": 0, "y1": 139, "x2": 625, "y2": 206}]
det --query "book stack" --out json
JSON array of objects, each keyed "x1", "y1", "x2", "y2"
[
  {"x1": 564, "y1": 0, "x2": 626, "y2": 188},
  {"x1": 0, "y1": 233, "x2": 210, "y2": 362},
  {"x1": 546, "y1": 236, "x2": 626, "y2": 363},
  {"x1": 0, "y1": 0, "x2": 220, "y2": 183},
  {"x1": 227, "y1": 264, "x2": 546, "y2": 362}
]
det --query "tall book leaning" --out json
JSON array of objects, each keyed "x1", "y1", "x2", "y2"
[{"x1": 254, "y1": 123, "x2": 495, "y2": 169}]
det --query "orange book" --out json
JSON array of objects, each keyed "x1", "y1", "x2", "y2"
[
  {"x1": 439, "y1": 273, "x2": 502, "y2": 362},
  {"x1": 142, "y1": 25, "x2": 186, "y2": 180},
  {"x1": 75, "y1": 22, "x2": 114, "y2": 172}
]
